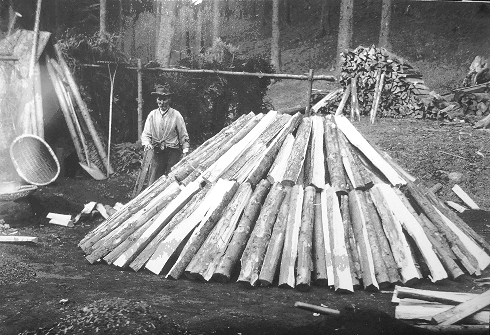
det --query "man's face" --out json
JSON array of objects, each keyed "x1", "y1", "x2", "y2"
[{"x1": 157, "y1": 95, "x2": 170, "y2": 110}]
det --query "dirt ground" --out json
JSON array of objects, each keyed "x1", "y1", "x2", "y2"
[{"x1": 1, "y1": 117, "x2": 490, "y2": 335}]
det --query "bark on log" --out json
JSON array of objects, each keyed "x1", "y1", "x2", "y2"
[
  {"x1": 337, "y1": 132, "x2": 372, "y2": 190},
  {"x1": 350, "y1": 76, "x2": 360, "y2": 121},
  {"x1": 313, "y1": 192, "x2": 328, "y2": 286},
  {"x1": 340, "y1": 194, "x2": 361, "y2": 286},
  {"x1": 213, "y1": 179, "x2": 272, "y2": 282},
  {"x1": 257, "y1": 114, "x2": 291, "y2": 145},
  {"x1": 334, "y1": 86, "x2": 351, "y2": 116},
  {"x1": 258, "y1": 185, "x2": 293, "y2": 286},
  {"x1": 370, "y1": 71, "x2": 386, "y2": 124},
  {"x1": 182, "y1": 182, "x2": 252, "y2": 281},
  {"x1": 324, "y1": 115, "x2": 348, "y2": 193},
  {"x1": 278, "y1": 185, "x2": 304, "y2": 288},
  {"x1": 282, "y1": 118, "x2": 312, "y2": 187},
  {"x1": 238, "y1": 182, "x2": 287, "y2": 287},
  {"x1": 296, "y1": 186, "x2": 316, "y2": 291},
  {"x1": 221, "y1": 142, "x2": 266, "y2": 180}
]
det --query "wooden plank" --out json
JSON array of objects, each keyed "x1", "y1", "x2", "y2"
[
  {"x1": 452, "y1": 184, "x2": 480, "y2": 210},
  {"x1": 294, "y1": 302, "x2": 340, "y2": 316},
  {"x1": 0, "y1": 236, "x2": 38, "y2": 243},
  {"x1": 445, "y1": 201, "x2": 467, "y2": 213},
  {"x1": 396, "y1": 304, "x2": 489, "y2": 325}
]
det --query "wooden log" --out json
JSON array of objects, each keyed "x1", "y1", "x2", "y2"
[
  {"x1": 267, "y1": 134, "x2": 295, "y2": 184},
  {"x1": 111, "y1": 179, "x2": 202, "y2": 268},
  {"x1": 294, "y1": 302, "x2": 340, "y2": 316},
  {"x1": 452, "y1": 184, "x2": 480, "y2": 210},
  {"x1": 164, "y1": 181, "x2": 239, "y2": 279},
  {"x1": 234, "y1": 150, "x2": 266, "y2": 184},
  {"x1": 129, "y1": 183, "x2": 212, "y2": 272},
  {"x1": 429, "y1": 183, "x2": 443, "y2": 194},
  {"x1": 340, "y1": 194, "x2": 361, "y2": 285},
  {"x1": 365, "y1": 193, "x2": 402, "y2": 285},
  {"x1": 143, "y1": 179, "x2": 236, "y2": 274},
  {"x1": 393, "y1": 286, "x2": 482, "y2": 305},
  {"x1": 0, "y1": 236, "x2": 38, "y2": 243},
  {"x1": 282, "y1": 118, "x2": 312, "y2": 187},
  {"x1": 325, "y1": 186, "x2": 354, "y2": 292},
  {"x1": 258, "y1": 185, "x2": 293, "y2": 286},
  {"x1": 312, "y1": 192, "x2": 328, "y2": 286},
  {"x1": 415, "y1": 325, "x2": 489, "y2": 334},
  {"x1": 396, "y1": 304, "x2": 489, "y2": 325},
  {"x1": 369, "y1": 186, "x2": 421, "y2": 284},
  {"x1": 256, "y1": 114, "x2": 292, "y2": 145},
  {"x1": 247, "y1": 113, "x2": 302, "y2": 186},
  {"x1": 334, "y1": 115, "x2": 406, "y2": 187},
  {"x1": 348, "y1": 190, "x2": 378, "y2": 290},
  {"x1": 321, "y1": 189, "x2": 334, "y2": 286},
  {"x1": 221, "y1": 142, "x2": 266, "y2": 180},
  {"x1": 278, "y1": 185, "x2": 304, "y2": 288},
  {"x1": 377, "y1": 184, "x2": 448, "y2": 282},
  {"x1": 308, "y1": 116, "x2": 325, "y2": 189},
  {"x1": 337, "y1": 132, "x2": 372, "y2": 190},
  {"x1": 445, "y1": 201, "x2": 467, "y2": 213},
  {"x1": 324, "y1": 115, "x2": 348, "y2": 193},
  {"x1": 350, "y1": 76, "x2": 360, "y2": 121},
  {"x1": 238, "y1": 182, "x2": 287, "y2": 287},
  {"x1": 370, "y1": 71, "x2": 386, "y2": 124},
  {"x1": 213, "y1": 179, "x2": 272, "y2": 282},
  {"x1": 295, "y1": 186, "x2": 316, "y2": 291},
  {"x1": 334, "y1": 85, "x2": 351, "y2": 116},
  {"x1": 310, "y1": 88, "x2": 343, "y2": 114},
  {"x1": 185, "y1": 183, "x2": 253, "y2": 281}
]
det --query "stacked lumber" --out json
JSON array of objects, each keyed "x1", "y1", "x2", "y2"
[
  {"x1": 393, "y1": 286, "x2": 490, "y2": 333},
  {"x1": 79, "y1": 111, "x2": 490, "y2": 292}
]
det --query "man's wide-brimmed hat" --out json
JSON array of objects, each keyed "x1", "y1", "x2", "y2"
[{"x1": 151, "y1": 84, "x2": 173, "y2": 97}]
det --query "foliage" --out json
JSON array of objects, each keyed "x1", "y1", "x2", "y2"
[{"x1": 110, "y1": 142, "x2": 143, "y2": 174}]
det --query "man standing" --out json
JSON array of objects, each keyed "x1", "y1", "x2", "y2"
[{"x1": 141, "y1": 84, "x2": 190, "y2": 185}]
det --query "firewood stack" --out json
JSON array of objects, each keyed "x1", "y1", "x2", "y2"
[
  {"x1": 79, "y1": 110, "x2": 490, "y2": 292},
  {"x1": 332, "y1": 45, "x2": 448, "y2": 120}
]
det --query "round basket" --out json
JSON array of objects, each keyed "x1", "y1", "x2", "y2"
[
  {"x1": 9, "y1": 134, "x2": 60, "y2": 186},
  {"x1": 0, "y1": 184, "x2": 38, "y2": 202}
]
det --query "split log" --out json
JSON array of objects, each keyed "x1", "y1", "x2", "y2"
[
  {"x1": 321, "y1": 188, "x2": 335, "y2": 286},
  {"x1": 324, "y1": 115, "x2": 348, "y2": 193},
  {"x1": 446, "y1": 201, "x2": 467, "y2": 213},
  {"x1": 335, "y1": 115, "x2": 406, "y2": 187},
  {"x1": 307, "y1": 116, "x2": 325, "y2": 189},
  {"x1": 334, "y1": 86, "x2": 351, "y2": 116},
  {"x1": 111, "y1": 179, "x2": 202, "y2": 268},
  {"x1": 258, "y1": 185, "x2": 293, "y2": 286},
  {"x1": 325, "y1": 186, "x2": 354, "y2": 292},
  {"x1": 221, "y1": 142, "x2": 266, "y2": 180},
  {"x1": 282, "y1": 118, "x2": 312, "y2": 187},
  {"x1": 312, "y1": 192, "x2": 328, "y2": 286},
  {"x1": 129, "y1": 183, "x2": 212, "y2": 272},
  {"x1": 163, "y1": 182, "x2": 239, "y2": 278},
  {"x1": 337, "y1": 132, "x2": 372, "y2": 190},
  {"x1": 350, "y1": 76, "x2": 360, "y2": 121},
  {"x1": 256, "y1": 114, "x2": 292, "y2": 145},
  {"x1": 247, "y1": 113, "x2": 302, "y2": 186},
  {"x1": 0, "y1": 236, "x2": 38, "y2": 243},
  {"x1": 294, "y1": 302, "x2": 340, "y2": 316},
  {"x1": 396, "y1": 304, "x2": 489, "y2": 325},
  {"x1": 369, "y1": 185, "x2": 421, "y2": 284},
  {"x1": 213, "y1": 179, "x2": 272, "y2": 282},
  {"x1": 238, "y1": 182, "x2": 287, "y2": 287},
  {"x1": 377, "y1": 184, "x2": 448, "y2": 282},
  {"x1": 181, "y1": 182, "x2": 252, "y2": 281},
  {"x1": 295, "y1": 186, "x2": 316, "y2": 291},
  {"x1": 143, "y1": 179, "x2": 237, "y2": 275},
  {"x1": 348, "y1": 190, "x2": 378, "y2": 290},
  {"x1": 267, "y1": 134, "x2": 295, "y2": 183},
  {"x1": 340, "y1": 194, "x2": 361, "y2": 285},
  {"x1": 278, "y1": 185, "x2": 304, "y2": 288},
  {"x1": 452, "y1": 184, "x2": 480, "y2": 210},
  {"x1": 393, "y1": 286, "x2": 479, "y2": 305}
]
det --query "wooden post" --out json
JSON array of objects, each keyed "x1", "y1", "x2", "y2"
[
  {"x1": 305, "y1": 69, "x2": 314, "y2": 116},
  {"x1": 137, "y1": 58, "x2": 143, "y2": 140}
]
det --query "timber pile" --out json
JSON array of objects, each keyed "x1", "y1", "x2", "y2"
[
  {"x1": 393, "y1": 286, "x2": 490, "y2": 333},
  {"x1": 79, "y1": 110, "x2": 490, "y2": 292}
]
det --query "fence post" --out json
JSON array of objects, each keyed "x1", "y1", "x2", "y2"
[
  {"x1": 305, "y1": 69, "x2": 314, "y2": 116},
  {"x1": 137, "y1": 58, "x2": 143, "y2": 141}
]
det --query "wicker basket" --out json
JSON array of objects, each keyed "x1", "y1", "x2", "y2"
[
  {"x1": 0, "y1": 184, "x2": 38, "y2": 202},
  {"x1": 9, "y1": 135, "x2": 60, "y2": 186}
]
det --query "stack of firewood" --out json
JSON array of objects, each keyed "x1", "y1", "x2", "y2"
[
  {"x1": 333, "y1": 45, "x2": 447, "y2": 120},
  {"x1": 393, "y1": 286, "x2": 490, "y2": 333},
  {"x1": 79, "y1": 111, "x2": 490, "y2": 292}
]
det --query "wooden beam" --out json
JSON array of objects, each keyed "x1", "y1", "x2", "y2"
[{"x1": 452, "y1": 185, "x2": 480, "y2": 210}]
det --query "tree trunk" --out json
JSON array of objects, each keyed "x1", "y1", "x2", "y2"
[
  {"x1": 282, "y1": 117, "x2": 312, "y2": 187},
  {"x1": 195, "y1": 3, "x2": 204, "y2": 54},
  {"x1": 295, "y1": 186, "x2": 316, "y2": 291},
  {"x1": 212, "y1": 0, "x2": 220, "y2": 47},
  {"x1": 271, "y1": 0, "x2": 281, "y2": 72},
  {"x1": 379, "y1": 0, "x2": 392, "y2": 50},
  {"x1": 100, "y1": 0, "x2": 107, "y2": 41},
  {"x1": 336, "y1": 0, "x2": 353, "y2": 71},
  {"x1": 324, "y1": 116, "x2": 349, "y2": 193},
  {"x1": 155, "y1": 0, "x2": 177, "y2": 66}
]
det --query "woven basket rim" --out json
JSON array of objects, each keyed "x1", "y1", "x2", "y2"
[
  {"x1": 0, "y1": 184, "x2": 38, "y2": 201},
  {"x1": 9, "y1": 134, "x2": 60, "y2": 186}
]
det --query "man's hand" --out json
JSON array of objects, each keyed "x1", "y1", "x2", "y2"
[
  {"x1": 144, "y1": 144, "x2": 153, "y2": 151},
  {"x1": 182, "y1": 148, "x2": 189, "y2": 158}
]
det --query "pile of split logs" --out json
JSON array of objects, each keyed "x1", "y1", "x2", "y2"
[
  {"x1": 79, "y1": 110, "x2": 490, "y2": 292},
  {"x1": 393, "y1": 286, "x2": 490, "y2": 333}
]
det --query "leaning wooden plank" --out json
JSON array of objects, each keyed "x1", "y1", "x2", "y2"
[
  {"x1": 452, "y1": 184, "x2": 480, "y2": 210},
  {"x1": 278, "y1": 185, "x2": 304, "y2": 288},
  {"x1": 324, "y1": 115, "x2": 348, "y2": 193},
  {"x1": 348, "y1": 190, "x2": 378, "y2": 290},
  {"x1": 311, "y1": 88, "x2": 343, "y2": 114},
  {"x1": 334, "y1": 85, "x2": 351, "y2": 116},
  {"x1": 325, "y1": 186, "x2": 354, "y2": 293},
  {"x1": 295, "y1": 186, "x2": 316, "y2": 291},
  {"x1": 369, "y1": 185, "x2": 421, "y2": 284},
  {"x1": 377, "y1": 184, "x2": 448, "y2": 282},
  {"x1": 282, "y1": 118, "x2": 312, "y2": 187},
  {"x1": 335, "y1": 115, "x2": 406, "y2": 187},
  {"x1": 415, "y1": 325, "x2": 489, "y2": 334},
  {"x1": 396, "y1": 304, "x2": 489, "y2": 325},
  {"x1": 144, "y1": 179, "x2": 235, "y2": 274},
  {"x1": 267, "y1": 134, "x2": 295, "y2": 184},
  {"x1": 309, "y1": 116, "x2": 326, "y2": 189},
  {"x1": 213, "y1": 179, "x2": 272, "y2": 282},
  {"x1": 166, "y1": 181, "x2": 239, "y2": 279},
  {"x1": 0, "y1": 236, "x2": 38, "y2": 243},
  {"x1": 189, "y1": 183, "x2": 253, "y2": 282},
  {"x1": 111, "y1": 179, "x2": 202, "y2": 268},
  {"x1": 203, "y1": 111, "x2": 277, "y2": 183},
  {"x1": 312, "y1": 192, "x2": 328, "y2": 286},
  {"x1": 259, "y1": 185, "x2": 293, "y2": 286},
  {"x1": 238, "y1": 182, "x2": 287, "y2": 287},
  {"x1": 321, "y1": 188, "x2": 335, "y2": 286}
]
